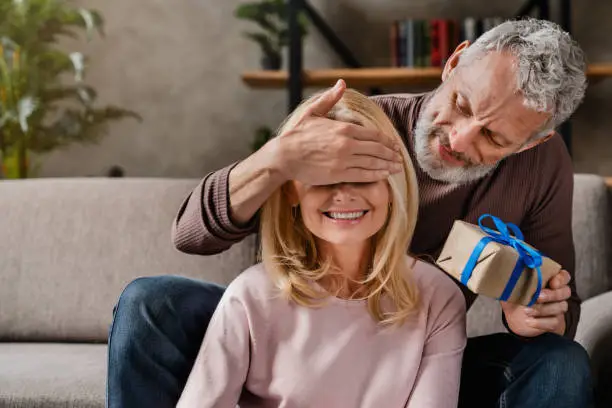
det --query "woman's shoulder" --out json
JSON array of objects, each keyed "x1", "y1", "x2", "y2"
[
  {"x1": 405, "y1": 256, "x2": 465, "y2": 307},
  {"x1": 226, "y1": 262, "x2": 273, "y2": 292},
  {"x1": 405, "y1": 256, "x2": 466, "y2": 334},
  {"x1": 223, "y1": 263, "x2": 281, "y2": 305}
]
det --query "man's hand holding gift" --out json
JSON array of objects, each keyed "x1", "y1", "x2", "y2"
[
  {"x1": 436, "y1": 214, "x2": 570, "y2": 338},
  {"x1": 501, "y1": 269, "x2": 571, "y2": 337}
]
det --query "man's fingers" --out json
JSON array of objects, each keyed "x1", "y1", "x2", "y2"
[
  {"x1": 340, "y1": 168, "x2": 390, "y2": 183},
  {"x1": 347, "y1": 125, "x2": 400, "y2": 152},
  {"x1": 526, "y1": 315, "x2": 563, "y2": 332},
  {"x1": 548, "y1": 269, "x2": 571, "y2": 289},
  {"x1": 351, "y1": 140, "x2": 403, "y2": 163},
  {"x1": 306, "y1": 79, "x2": 346, "y2": 117},
  {"x1": 347, "y1": 156, "x2": 403, "y2": 173},
  {"x1": 526, "y1": 301, "x2": 568, "y2": 317},
  {"x1": 537, "y1": 286, "x2": 572, "y2": 303}
]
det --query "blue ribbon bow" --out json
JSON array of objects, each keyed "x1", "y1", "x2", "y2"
[{"x1": 460, "y1": 214, "x2": 543, "y2": 307}]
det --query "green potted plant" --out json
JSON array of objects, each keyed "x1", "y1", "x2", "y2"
[
  {"x1": 250, "y1": 125, "x2": 274, "y2": 152},
  {"x1": 0, "y1": 0, "x2": 141, "y2": 179},
  {"x1": 235, "y1": 0, "x2": 308, "y2": 70}
]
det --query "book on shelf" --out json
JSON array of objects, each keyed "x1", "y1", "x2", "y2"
[{"x1": 390, "y1": 17, "x2": 505, "y2": 68}]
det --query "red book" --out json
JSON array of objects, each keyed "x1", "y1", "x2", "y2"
[
  {"x1": 430, "y1": 19, "x2": 442, "y2": 67},
  {"x1": 440, "y1": 20, "x2": 449, "y2": 66}
]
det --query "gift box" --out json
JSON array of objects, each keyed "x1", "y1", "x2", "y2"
[{"x1": 436, "y1": 214, "x2": 561, "y2": 306}]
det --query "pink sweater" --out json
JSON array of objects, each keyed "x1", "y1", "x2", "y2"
[{"x1": 177, "y1": 257, "x2": 467, "y2": 408}]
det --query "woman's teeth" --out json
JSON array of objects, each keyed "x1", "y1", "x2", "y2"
[{"x1": 326, "y1": 211, "x2": 366, "y2": 220}]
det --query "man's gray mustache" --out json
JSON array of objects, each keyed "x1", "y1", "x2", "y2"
[{"x1": 429, "y1": 127, "x2": 472, "y2": 166}]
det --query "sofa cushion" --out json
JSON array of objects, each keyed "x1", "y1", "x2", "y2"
[
  {"x1": 0, "y1": 343, "x2": 106, "y2": 408},
  {"x1": 0, "y1": 178, "x2": 257, "y2": 342}
]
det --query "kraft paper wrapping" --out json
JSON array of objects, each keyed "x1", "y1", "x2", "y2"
[{"x1": 436, "y1": 220, "x2": 561, "y2": 305}]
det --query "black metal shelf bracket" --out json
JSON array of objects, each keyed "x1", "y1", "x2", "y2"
[
  {"x1": 286, "y1": 0, "x2": 378, "y2": 113},
  {"x1": 287, "y1": 0, "x2": 303, "y2": 112}
]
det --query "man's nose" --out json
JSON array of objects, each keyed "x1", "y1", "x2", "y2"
[{"x1": 449, "y1": 121, "x2": 480, "y2": 154}]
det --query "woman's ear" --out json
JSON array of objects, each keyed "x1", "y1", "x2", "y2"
[
  {"x1": 282, "y1": 182, "x2": 300, "y2": 207},
  {"x1": 442, "y1": 40, "x2": 470, "y2": 82}
]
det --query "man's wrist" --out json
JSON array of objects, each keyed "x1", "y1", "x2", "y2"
[
  {"x1": 258, "y1": 136, "x2": 290, "y2": 185},
  {"x1": 258, "y1": 136, "x2": 295, "y2": 184},
  {"x1": 227, "y1": 138, "x2": 289, "y2": 225}
]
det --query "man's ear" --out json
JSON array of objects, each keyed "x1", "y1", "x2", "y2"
[
  {"x1": 442, "y1": 40, "x2": 470, "y2": 82},
  {"x1": 517, "y1": 130, "x2": 556, "y2": 153}
]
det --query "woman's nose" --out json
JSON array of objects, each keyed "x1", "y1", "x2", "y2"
[{"x1": 332, "y1": 183, "x2": 356, "y2": 202}]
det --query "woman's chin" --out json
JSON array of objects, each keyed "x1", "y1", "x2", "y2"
[{"x1": 316, "y1": 232, "x2": 373, "y2": 247}]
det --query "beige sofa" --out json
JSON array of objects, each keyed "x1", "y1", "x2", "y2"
[{"x1": 0, "y1": 175, "x2": 610, "y2": 407}]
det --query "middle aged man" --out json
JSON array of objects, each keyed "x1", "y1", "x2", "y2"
[{"x1": 107, "y1": 18, "x2": 593, "y2": 408}]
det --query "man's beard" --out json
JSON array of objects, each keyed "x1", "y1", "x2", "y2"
[{"x1": 413, "y1": 110, "x2": 498, "y2": 184}]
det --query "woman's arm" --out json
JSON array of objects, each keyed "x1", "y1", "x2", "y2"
[
  {"x1": 406, "y1": 279, "x2": 467, "y2": 408},
  {"x1": 177, "y1": 288, "x2": 251, "y2": 408}
]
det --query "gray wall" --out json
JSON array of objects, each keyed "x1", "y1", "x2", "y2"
[{"x1": 38, "y1": 0, "x2": 612, "y2": 178}]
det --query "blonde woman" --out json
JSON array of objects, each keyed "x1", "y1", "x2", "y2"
[{"x1": 177, "y1": 89, "x2": 466, "y2": 408}]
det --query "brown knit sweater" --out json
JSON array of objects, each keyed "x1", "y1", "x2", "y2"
[{"x1": 171, "y1": 93, "x2": 579, "y2": 339}]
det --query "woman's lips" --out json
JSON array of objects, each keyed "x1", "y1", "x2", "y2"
[{"x1": 321, "y1": 210, "x2": 368, "y2": 225}]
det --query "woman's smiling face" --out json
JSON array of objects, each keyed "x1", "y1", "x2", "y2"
[{"x1": 289, "y1": 180, "x2": 391, "y2": 246}]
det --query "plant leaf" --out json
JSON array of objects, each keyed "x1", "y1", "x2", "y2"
[
  {"x1": 17, "y1": 96, "x2": 37, "y2": 132},
  {"x1": 243, "y1": 32, "x2": 278, "y2": 55},
  {"x1": 78, "y1": 8, "x2": 95, "y2": 40},
  {"x1": 41, "y1": 85, "x2": 97, "y2": 105},
  {"x1": 68, "y1": 52, "x2": 84, "y2": 82},
  {"x1": 0, "y1": 111, "x2": 17, "y2": 128}
]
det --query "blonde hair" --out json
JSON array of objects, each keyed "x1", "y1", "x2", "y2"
[{"x1": 259, "y1": 88, "x2": 420, "y2": 325}]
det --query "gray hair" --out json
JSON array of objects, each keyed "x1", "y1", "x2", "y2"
[{"x1": 458, "y1": 18, "x2": 587, "y2": 137}]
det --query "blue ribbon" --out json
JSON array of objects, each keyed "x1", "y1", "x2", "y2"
[{"x1": 460, "y1": 214, "x2": 543, "y2": 307}]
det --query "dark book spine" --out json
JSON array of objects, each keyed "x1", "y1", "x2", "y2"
[
  {"x1": 422, "y1": 20, "x2": 431, "y2": 67},
  {"x1": 416, "y1": 20, "x2": 424, "y2": 67},
  {"x1": 475, "y1": 18, "x2": 484, "y2": 39},
  {"x1": 390, "y1": 21, "x2": 399, "y2": 67},
  {"x1": 406, "y1": 19, "x2": 414, "y2": 67}
]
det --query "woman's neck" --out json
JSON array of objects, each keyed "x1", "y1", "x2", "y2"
[{"x1": 317, "y1": 240, "x2": 371, "y2": 298}]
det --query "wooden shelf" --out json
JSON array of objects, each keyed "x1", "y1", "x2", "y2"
[
  {"x1": 242, "y1": 63, "x2": 612, "y2": 89},
  {"x1": 242, "y1": 67, "x2": 443, "y2": 89}
]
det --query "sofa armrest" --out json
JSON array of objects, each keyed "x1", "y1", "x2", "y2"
[
  {"x1": 576, "y1": 291, "x2": 612, "y2": 355},
  {"x1": 575, "y1": 291, "x2": 612, "y2": 406}
]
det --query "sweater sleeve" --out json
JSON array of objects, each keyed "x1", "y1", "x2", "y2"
[
  {"x1": 172, "y1": 162, "x2": 259, "y2": 255},
  {"x1": 406, "y1": 274, "x2": 467, "y2": 408},
  {"x1": 176, "y1": 283, "x2": 251, "y2": 408}
]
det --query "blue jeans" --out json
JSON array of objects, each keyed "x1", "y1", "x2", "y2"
[{"x1": 106, "y1": 276, "x2": 594, "y2": 408}]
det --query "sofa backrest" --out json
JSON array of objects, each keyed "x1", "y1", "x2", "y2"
[
  {"x1": 572, "y1": 175, "x2": 612, "y2": 299},
  {"x1": 1, "y1": 175, "x2": 609, "y2": 342},
  {"x1": 467, "y1": 174, "x2": 612, "y2": 336},
  {"x1": 0, "y1": 178, "x2": 256, "y2": 342}
]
